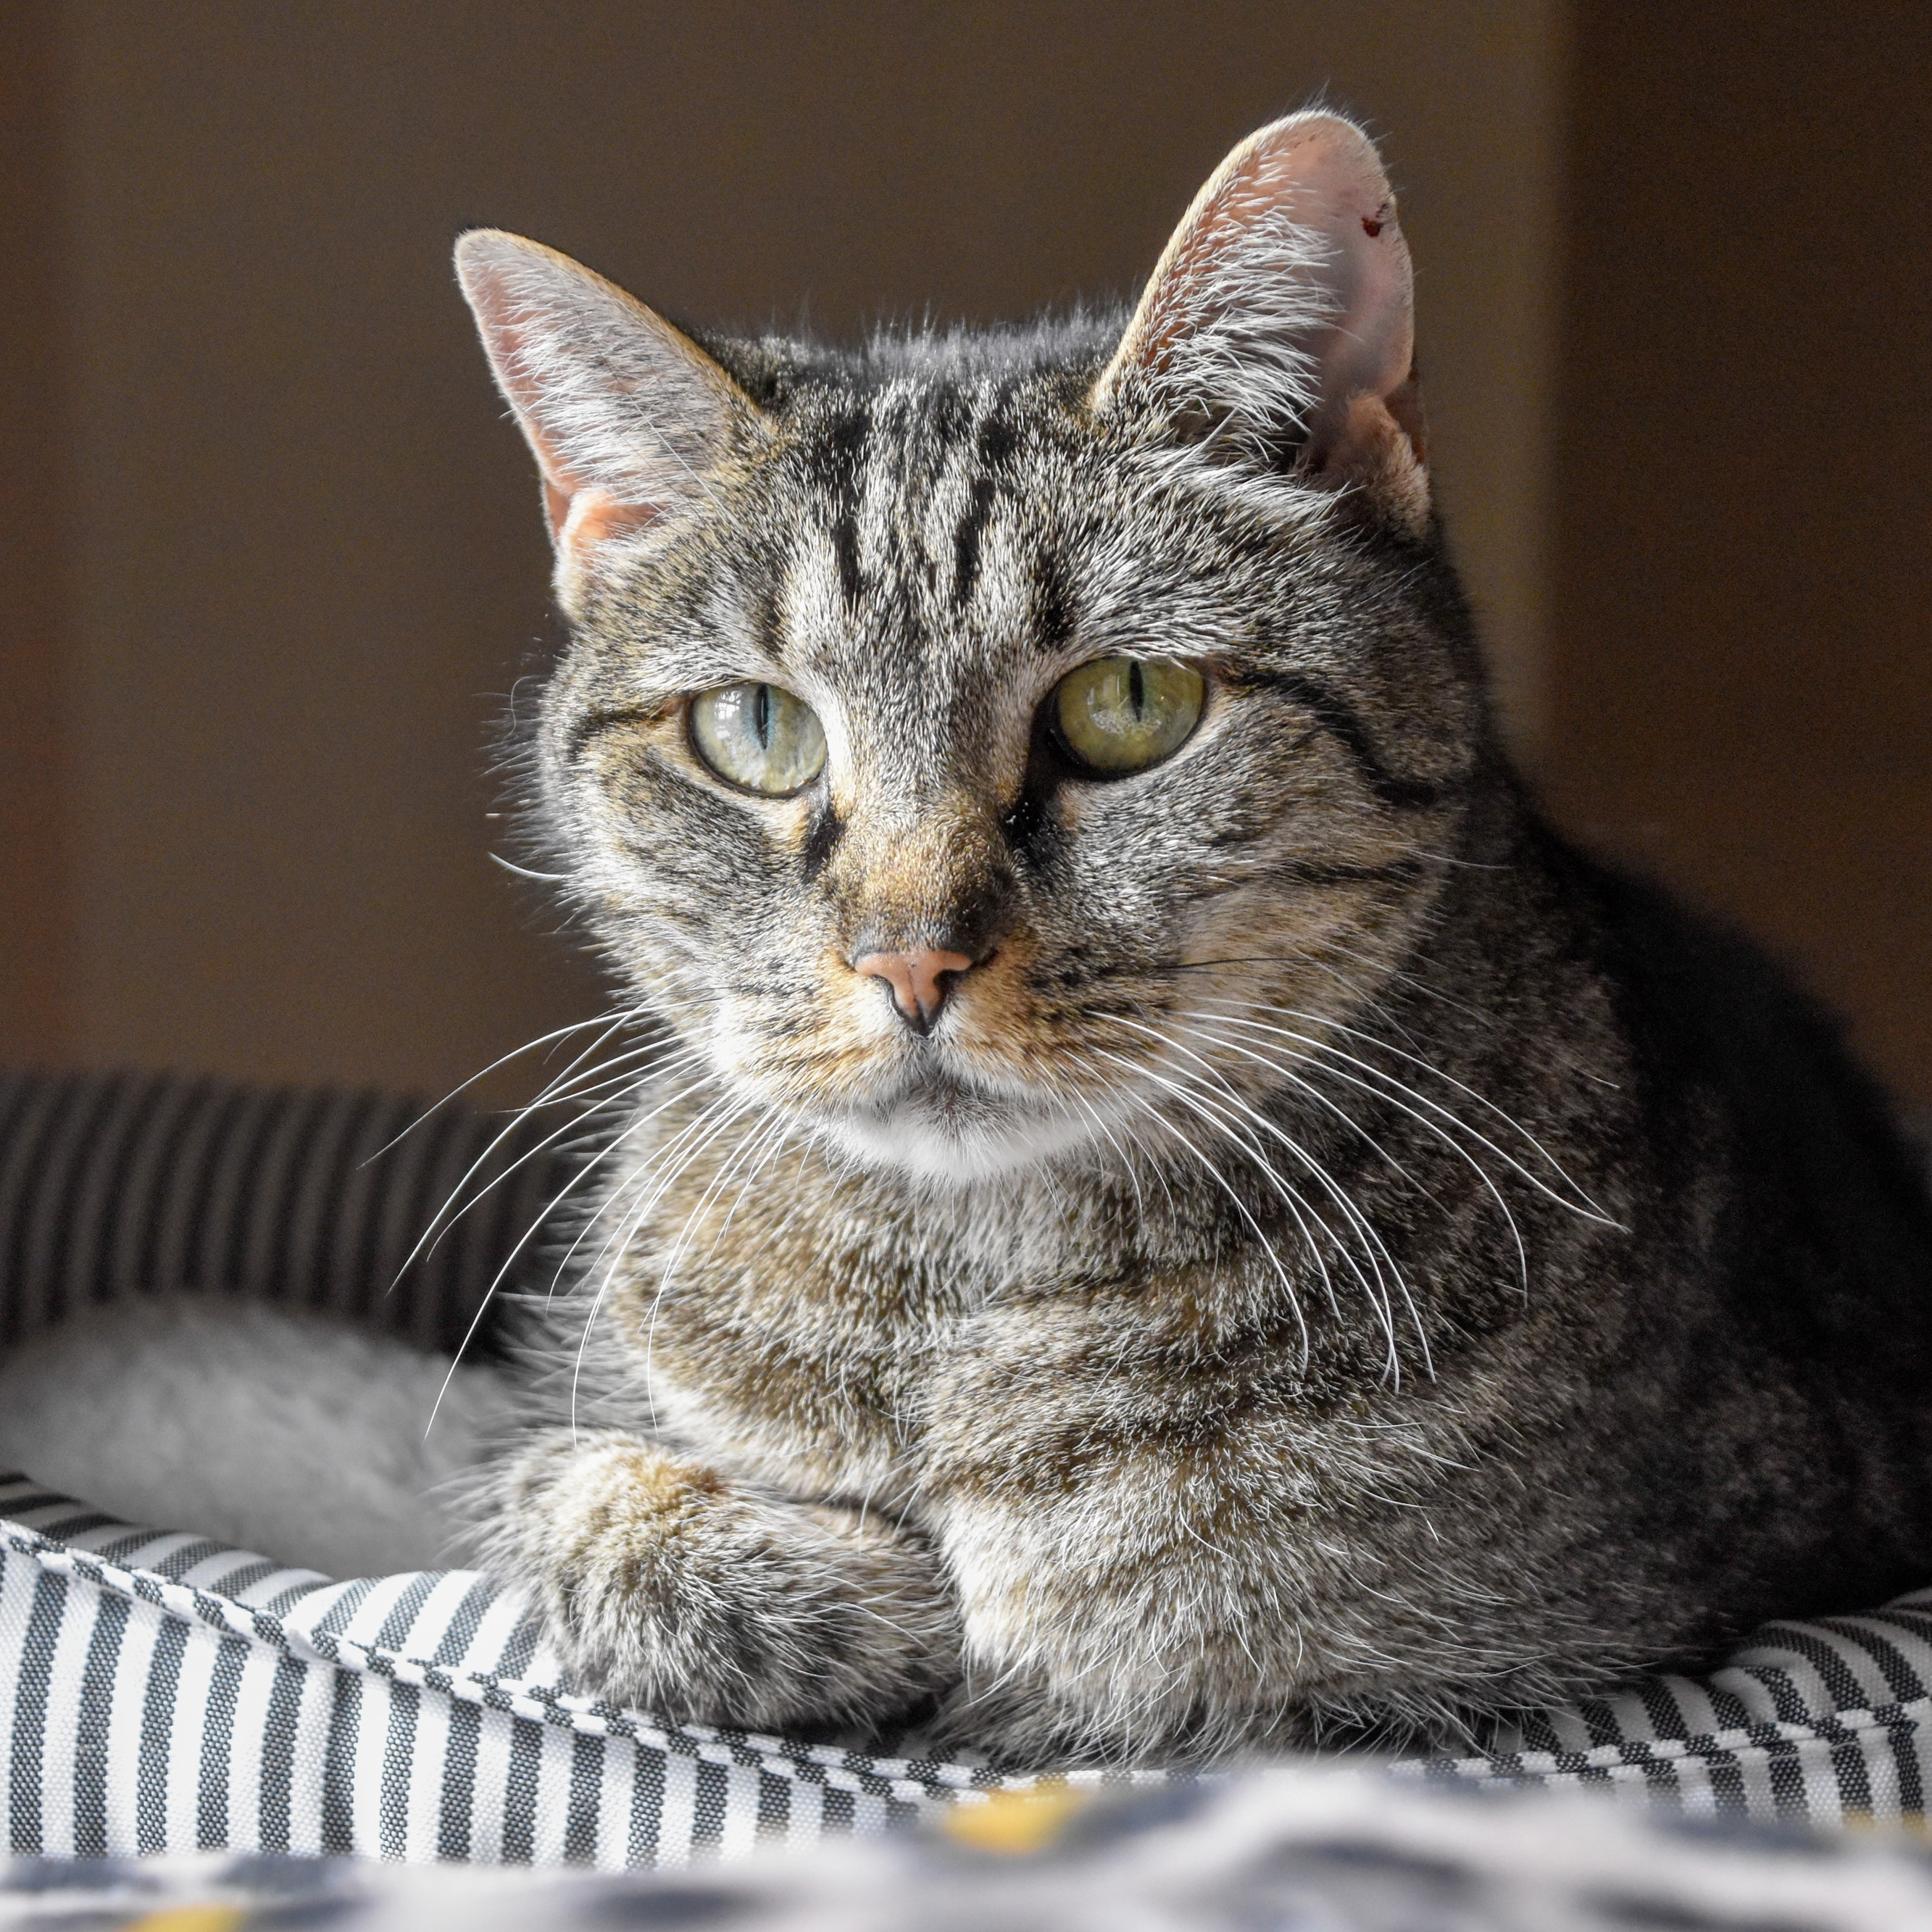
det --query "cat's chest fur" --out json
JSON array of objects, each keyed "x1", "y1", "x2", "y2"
[
  {"x1": 586, "y1": 1116, "x2": 1456, "y2": 1521},
  {"x1": 593, "y1": 1144, "x2": 996, "y2": 1508}
]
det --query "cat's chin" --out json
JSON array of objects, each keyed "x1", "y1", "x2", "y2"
[{"x1": 821, "y1": 1074, "x2": 1096, "y2": 1186}]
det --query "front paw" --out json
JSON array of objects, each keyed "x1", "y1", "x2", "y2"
[
  {"x1": 486, "y1": 1431, "x2": 960, "y2": 1734},
  {"x1": 924, "y1": 1670, "x2": 1114, "y2": 1770},
  {"x1": 926, "y1": 1668, "x2": 1250, "y2": 1770}
]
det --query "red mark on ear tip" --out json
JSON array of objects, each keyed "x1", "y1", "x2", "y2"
[{"x1": 1362, "y1": 217, "x2": 1384, "y2": 238}]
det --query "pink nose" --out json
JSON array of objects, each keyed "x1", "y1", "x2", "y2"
[{"x1": 853, "y1": 947, "x2": 975, "y2": 1032}]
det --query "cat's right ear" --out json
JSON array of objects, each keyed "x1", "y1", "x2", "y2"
[
  {"x1": 455, "y1": 231, "x2": 769, "y2": 617},
  {"x1": 1091, "y1": 113, "x2": 1428, "y2": 533}
]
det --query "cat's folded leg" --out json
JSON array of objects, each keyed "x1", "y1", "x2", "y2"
[{"x1": 485, "y1": 1428, "x2": 960, "y2": 1733}]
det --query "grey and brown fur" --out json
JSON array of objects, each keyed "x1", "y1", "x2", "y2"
[{"x1": 454, "y1": 113, "x2": 1932, "y2": 1764}]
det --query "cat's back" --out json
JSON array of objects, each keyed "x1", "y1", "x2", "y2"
[
  {"x1": 1531, "y1": 832, "x2": 1932, "y2": 1619},
  {"x1": 1578, "y1": 844, "x2": 1932, "y2": 1338}
]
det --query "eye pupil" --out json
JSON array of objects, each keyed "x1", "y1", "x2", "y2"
[
  {"x1": 1049, "y1": 655, "x2": 1204, "y2": 777},
  {"x1": 690, "y1": 681, "x2": 827, "y2": 795}
]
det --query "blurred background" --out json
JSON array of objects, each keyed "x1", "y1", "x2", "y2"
[{"x1": 4, "y1": 0, "x2": 1928, "y2": 1111}]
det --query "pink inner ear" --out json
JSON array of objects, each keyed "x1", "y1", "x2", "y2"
[
  {"x1": 457, "y1": 230, "x2": 754, "y2": 584},
  {"x1": 1095, "y1": 112, "x2": 1418, "y2": 462},
  {"x1": 558, "y1": 488, "x2": 661, "y2": 554},
  {"x1": 1239, "y1": 119, "x2": 1417, "y2": 448},
  {"x1": 1307, "y1": 182, "x2": 1413, "y2": 424},
  {"x1": 479, "y1": 304, "x2": 645, "y2": 546}
]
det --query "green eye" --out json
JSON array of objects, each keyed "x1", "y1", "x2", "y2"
[
  {"x1": 1052, "y1": 657, "x2": 1205, "y2": 775},
  {"x1": 689, "y1": 682, "x2": 828, "y2": 795}
]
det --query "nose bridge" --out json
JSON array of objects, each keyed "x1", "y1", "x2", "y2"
[
  {"x1": 830, "y1": 563, "x2": 1023, "y2": 959},
  {"x1": 839, "y1": 789, "x2": 1011, "y2": 961}
]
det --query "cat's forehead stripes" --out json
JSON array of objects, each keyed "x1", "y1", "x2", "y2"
[
  {"x1": 773, "y1": 378, "x2": 1064, "y2": 715},
  {"x1": 799, "y1": 378, "x2": 1028, "y2": 621}
]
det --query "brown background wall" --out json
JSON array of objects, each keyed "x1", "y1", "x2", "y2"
[
  {"x1": 1545, "y1": 0, "x2": 1932, "y2": 1106},
  {"x1": 0, "y1": 6, "x2": 72, "y2": 1068},
  {"x1": 4, "y1": 2, "x2": 1929, "y2": 1111}
]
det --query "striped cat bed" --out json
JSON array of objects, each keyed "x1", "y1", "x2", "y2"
[
  {"x1": 4, "y1": 1069, "x2": 1932, "y2": 1864},
  {"x1": 5, "y1": 1473, "x2": 1932, "y2": 1862}
]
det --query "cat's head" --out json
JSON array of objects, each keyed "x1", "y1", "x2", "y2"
[{"x1": 459, "y1": 113, "x2": 1486, "y2": 1184}]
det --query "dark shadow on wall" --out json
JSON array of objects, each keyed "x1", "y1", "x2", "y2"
[{"x1": 1545, "y1": 0, "x2": 1932, "y2": 1107}]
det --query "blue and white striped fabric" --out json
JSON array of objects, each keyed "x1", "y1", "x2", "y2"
[
  {"x1": 1411, "y1": 1606, "x2": 1932, "y2": 1820},
  {"x1": 7, "y1": 1474, "x2": 1932, "y2": 1865},
  {"x1": 0, "y1": 1479, "x2": 991, "y2": 1865}
]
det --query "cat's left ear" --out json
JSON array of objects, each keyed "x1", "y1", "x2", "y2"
[
  {"x1": 456, "y1": 230, "x2": 770, "y2": 617},
  {"x1": 1092, "y1": 112, "x2": 1428, "y2": 532}
]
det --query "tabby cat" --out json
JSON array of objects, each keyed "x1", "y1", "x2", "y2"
[{"x1": 455, "y1": 112, "x2": 1932, "y2": 1763}]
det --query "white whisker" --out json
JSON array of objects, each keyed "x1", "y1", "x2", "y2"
[
  {"x1": 1209, "y1": 1003, "x2": 1615, "y2": 1223},
  {"x1": 373, "y1": 1007, "x2": 637, "y2": 1158},
  {"x1": 1177, "y1": 1011, "x2": 1536, "y2": 1302},
  {"x1": 391, "y1": 1029, "x2": 694, "y2": 1283},
  {"x1": 567, "y1": 1088, "x2": 757, "y2": 1437},
  {"x1": 1102, "y1": 1073, "x2": 1312, "y2": 1367},
  {"x1": 1148, "y1": 1030, "x2": 1421, "y2": 1375}
]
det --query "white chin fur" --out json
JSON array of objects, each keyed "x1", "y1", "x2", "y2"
[{"x1": 827, "y1": 1095, "x2": 1099, "y2": 1183}]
